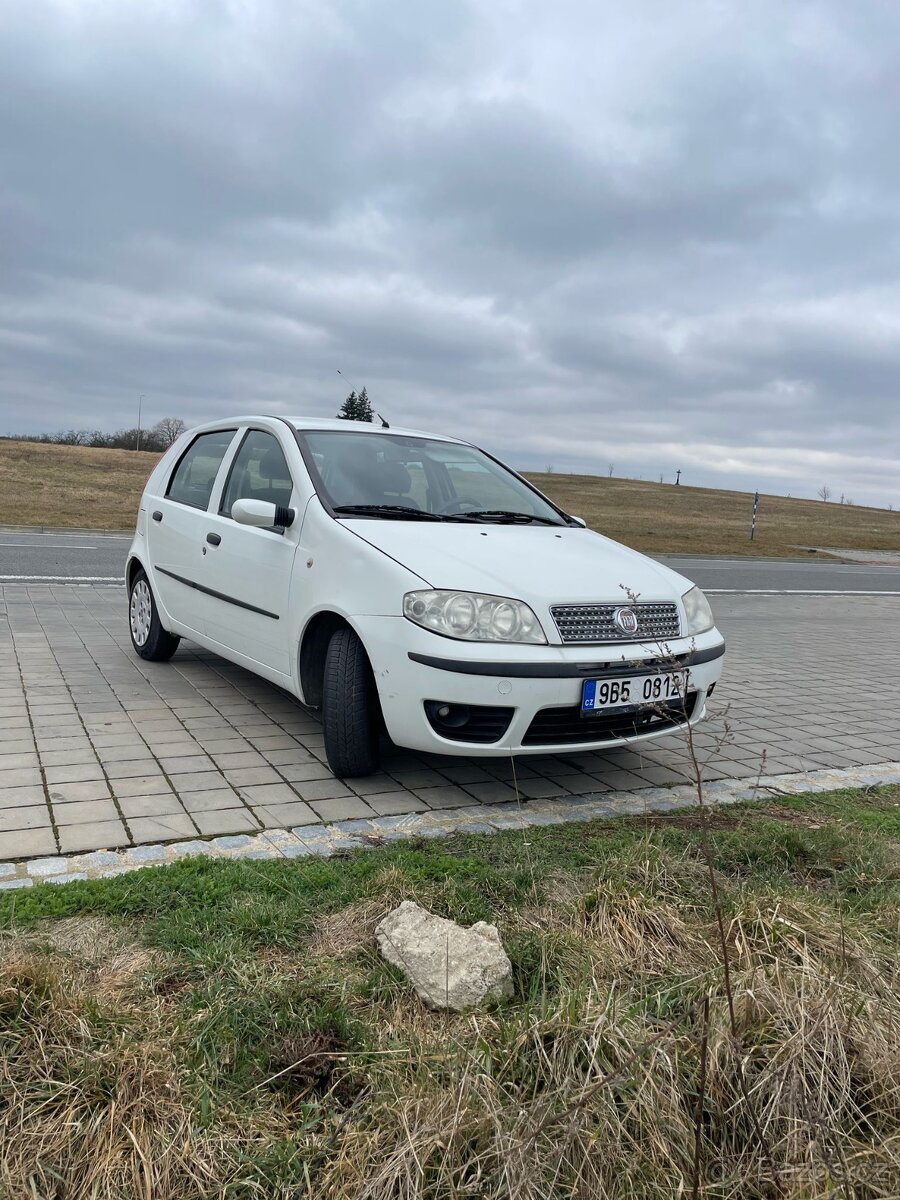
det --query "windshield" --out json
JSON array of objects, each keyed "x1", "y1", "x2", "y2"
[{"x1": 300, "y1": 431, "x2": 569, "y2": 525}]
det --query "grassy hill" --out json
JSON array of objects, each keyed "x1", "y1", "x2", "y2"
[
  {"x1": 1, "y1": 438, "x2": 897, "y2": 557},
  {"x1": 0, "y1": 439, "x2": 162, "y2": 530},
  {"x1": 527, "y1": 471, "x2": 900, "y2": 557}
]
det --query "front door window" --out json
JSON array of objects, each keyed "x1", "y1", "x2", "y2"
[{"x1": 220, "y1": 430, "x2": 294, "y2": 518}]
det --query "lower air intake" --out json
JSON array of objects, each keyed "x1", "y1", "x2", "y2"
[
  {"x1": 424, "y1": 701, "x2": 514, "y2": 744},
  {"x1": 523, "y1": 693, "x2": 697, "y2": 746}
]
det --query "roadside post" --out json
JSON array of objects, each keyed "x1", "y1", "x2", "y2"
[{"x1": 750, "y1": 490, "x2": 760, "y2": 541}]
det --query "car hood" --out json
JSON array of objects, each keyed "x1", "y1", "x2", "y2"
[{"x1": 344, "y1": 521, "x2": 692, "y2": 607}]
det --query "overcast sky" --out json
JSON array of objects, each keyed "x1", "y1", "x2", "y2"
[{"x1": 1, "y1": 1, "x2": 899, "y2": 505}]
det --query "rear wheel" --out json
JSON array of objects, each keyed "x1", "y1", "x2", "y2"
[
  {"x1": 129, "y1": 570, "x2": 180, "y2": 662},
  {"x1": 322, "y1": 627, "x2": 380, "y2": 777}
]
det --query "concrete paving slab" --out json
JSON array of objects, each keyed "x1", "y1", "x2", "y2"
[
  {"x1": 0, "y1": 829, "x2": 57, "y2": 858},
  {"x1": 47, "y1": 781, "x2": 111, "y2": 804},
  {"x1": 179, "y1": 787, "x2": 242, "y2": 812},
  {"x1": 128, "y1": 814, "x2": 198, "y2": 842},
  {"x1": 193, "y1": 808, "x2": 260, "y2": 836},
  {"x1": 0, "y1": 805, "x2": 52, "y2": 832},
  {"x1": 57, "y1": 820, "x2": 130, "y2": 853},
  {"x1": 118, "y1": 793, "x2": 183, "y2": 818},
  {"x1": 252, "y1": 800, "x2": 317, "y2": 826},
  {"x1": 53, "y1": 799, "x2": 119, "y2": 825}
]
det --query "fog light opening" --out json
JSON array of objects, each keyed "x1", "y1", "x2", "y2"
[
  {"x1": 424, "y1": 700, "x2": 515, "y2": 745},
  {"x1": 429, "y1": 702, "x2": 470, "y2": 729}
]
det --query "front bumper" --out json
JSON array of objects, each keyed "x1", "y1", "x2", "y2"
[{"x1": 356, "y1": 616, "x2": 726, "y2": 757}]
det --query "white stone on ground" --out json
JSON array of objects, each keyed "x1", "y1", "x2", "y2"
[{"x1": 375, "y1": 899, "x2": 513, "y2": 1011}]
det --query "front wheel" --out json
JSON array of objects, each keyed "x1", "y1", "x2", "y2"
[
  {"x1": 322, "y1": 627, "x2": 380, "y2": 777},
  {"x1": 128, "y1": 569, "x2": 180, "y2": 662}
]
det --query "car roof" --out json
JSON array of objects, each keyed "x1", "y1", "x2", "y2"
[
  {"x1": 284, "y1": 416, "x2": 465, "y2": 442},
  {"x1": 183, "y1": 415, "x2": 468, "y2": 445}
]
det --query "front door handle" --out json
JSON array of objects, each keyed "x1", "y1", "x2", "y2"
[
  {"x1": 152, "y1": 511, "x2": 163, "y2": 522},
  {"x1": 206, "y1": 532, "x2": 221, "y2": 546}
]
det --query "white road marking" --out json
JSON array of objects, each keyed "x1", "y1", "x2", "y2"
[
  {"x1": 0, "y1": 575, "x2": 122, "y2": 581},
  {"x1": 0, "y1": 542, "x2": 98, "y2": 549},
  {"x1": 665, "y1": 561, "x2": 900, "y2": 572}
]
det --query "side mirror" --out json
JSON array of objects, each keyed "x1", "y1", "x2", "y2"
[
  {"x1": 568, "y1": 514, "x2": 587, "y2": 528},
  {"x1": 232, "y1": 498, "x2": 295, "y2": 529}
]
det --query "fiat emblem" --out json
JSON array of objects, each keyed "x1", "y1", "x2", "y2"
[{"x1": 613, "y1": 606, "x2": 639, "y2": 635}]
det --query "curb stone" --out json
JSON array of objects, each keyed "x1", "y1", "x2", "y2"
[
  {"x1": 0, "y1": 523, "x2": 132, "y2": 537},
  {"x1": 0, "y1": 761, "x2": 899, "y2": 887}
]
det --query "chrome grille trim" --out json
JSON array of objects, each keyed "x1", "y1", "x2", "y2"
[{"x1": 550, "y1": 601, "x2": 680, "y2": 644}]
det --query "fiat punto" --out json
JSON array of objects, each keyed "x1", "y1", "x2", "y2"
[{"x1": 126, "y1": 416, "x2": 725, "y2": 776}]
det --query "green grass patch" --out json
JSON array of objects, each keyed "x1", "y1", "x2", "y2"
[{"x1": 2, "y1": 786, "x2": 900, "y2": 1198}]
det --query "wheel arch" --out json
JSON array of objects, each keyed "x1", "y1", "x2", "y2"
[
  {"x1": 126, "y1": 555, "x2": 145, "y2": 592},
  {"x1": 298, "y1": 610, "x2": 357, "y2": 708}
]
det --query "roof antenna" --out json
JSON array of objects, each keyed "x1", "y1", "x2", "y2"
[{"x1": 376, "y1": 411, "x2": 390, "y2": 429}]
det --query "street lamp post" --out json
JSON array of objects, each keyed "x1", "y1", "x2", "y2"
[{"x1": 137, "y1": 395, "x2": 144, "y2": 451}]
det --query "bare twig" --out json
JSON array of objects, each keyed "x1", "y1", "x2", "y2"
[{"x1": 690, "y1": 991, "x2": 710, "y2": 1200}]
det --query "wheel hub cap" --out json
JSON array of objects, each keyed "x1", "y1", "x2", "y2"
[{"x1": 130, "y1": 580, "x2": 152, "y2": 646}]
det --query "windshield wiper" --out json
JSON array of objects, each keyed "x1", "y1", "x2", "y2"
[
  {"x1": 445, "y1": 509, "x2": 563, "y2": 526},
  {"x1": 332, "y1": 504, "x2": 445, "y2": 521},
  {"x1": 332, "y1": 504, "x2": 565, "y2": 526}
]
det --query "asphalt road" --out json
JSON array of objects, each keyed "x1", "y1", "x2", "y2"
[
  {"x1": 0, "y1": 531, "x2": 131, "y2": 581},
  {"x1": 659, "y1": 554, "x2": 900, "y2": 593},
  {"x1": 2, "y1": 530, "x2": 900, "y2": 592}
]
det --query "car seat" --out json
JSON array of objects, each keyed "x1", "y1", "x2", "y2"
[
  {"x1": 249, "y1": 446, "x2": 293, "y2": 508},
  {"x1": 376, "y1": 461, "x2": 419, "y2": 508}
]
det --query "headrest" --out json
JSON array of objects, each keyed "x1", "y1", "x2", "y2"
[
  {"x1": 378, "y1": 462, "x2": 412, "y2": 494},
  {"x1": 257, "y1": 445, "x2": 288, "y2": 479}
]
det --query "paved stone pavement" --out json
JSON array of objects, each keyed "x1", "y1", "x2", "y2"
[{"x1": 1, "y1": 584, "x2": 898, "y2": 866}]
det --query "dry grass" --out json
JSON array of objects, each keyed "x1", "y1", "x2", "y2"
[
  {"x1": 527, "y1": 471, "x2": 900, "y2": 557},
  {"x1": 3, "y1": 437, "x2": 898, "y2": 555},
  {"x1": 2, "y1": 803, "x2": 900, "y2": 1199},
  {"x1": 307, "y1": 896, "x2": 394, "y2": 959},
  {"x1": 0, "y1": 438, "x2": 160, "y2": 528},
  {"x1": 0, "y1": 948, "x2": 230, "y2": 1198},
  {"x1": 313, "y1": 879, "x2": 900, "y2": 1199}
]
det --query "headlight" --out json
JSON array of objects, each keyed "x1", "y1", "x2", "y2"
[
  {"x1": 682, "y1": 586, "x2": 714, "y2": 635},
  {"x1": 403, "y1": 590, "x2": 547, "y2": 643}
]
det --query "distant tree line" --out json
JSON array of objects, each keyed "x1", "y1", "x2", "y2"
[{"x1": 6, "y1": 416, "x2": 186, "y2": 453}]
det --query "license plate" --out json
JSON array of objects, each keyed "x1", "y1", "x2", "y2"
[{"x1": 581, "y1": 671, "x2": 688, "y2": 715}]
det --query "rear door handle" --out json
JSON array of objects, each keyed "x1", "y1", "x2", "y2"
[
  {"x1": 206, "y1": 532, "x2": 221, "y2": 546},
  {"x1": 152, "y1": 511, "x2": 162, "y2": 522}
]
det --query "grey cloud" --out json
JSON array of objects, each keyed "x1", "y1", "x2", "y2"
[{"x1": 1, "y1": 0, "x2": 899, "y2": 506}]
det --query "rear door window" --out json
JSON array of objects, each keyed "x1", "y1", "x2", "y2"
[{"x1": 166, "y1": 430, "x2": 237, "y2": 510}]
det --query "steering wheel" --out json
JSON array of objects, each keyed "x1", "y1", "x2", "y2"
[{"x1": 435, "y1": 498, "x2": 481, "y2": 515}]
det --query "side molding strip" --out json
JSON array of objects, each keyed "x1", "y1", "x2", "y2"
[{"x1": 156, "y1": 567, "x2": 279, "y2": 620}]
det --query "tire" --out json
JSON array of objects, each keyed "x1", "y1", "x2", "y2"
[
  {"x1": 128, "y1": 569, "x2": 180, "y2": 662},
  {"x1": 322, "y1": 627, "x2": 380, "y2": 777}
]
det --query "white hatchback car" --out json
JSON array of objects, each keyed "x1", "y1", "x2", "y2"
[{"x1": 126, "y1": 416, "x2": 725, "y2": 776}]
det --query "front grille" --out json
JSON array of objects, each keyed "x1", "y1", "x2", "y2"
[
  {"x1": 551, "y1": 601, "x2": 680, "y2": 644},
  {"x1": 523, "y1": 693, "x2": 696, "y2": 747}
]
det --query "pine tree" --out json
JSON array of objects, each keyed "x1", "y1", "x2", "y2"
[
  {"x1": 356, "y1": 387, "x2": 374, "y2": 422},
  {"x1": 336, "y1": 388, "x2": 374, "y2": 422},
  {"x1": 336, "y1": 390, "x2": 358, "y2": 419}
]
